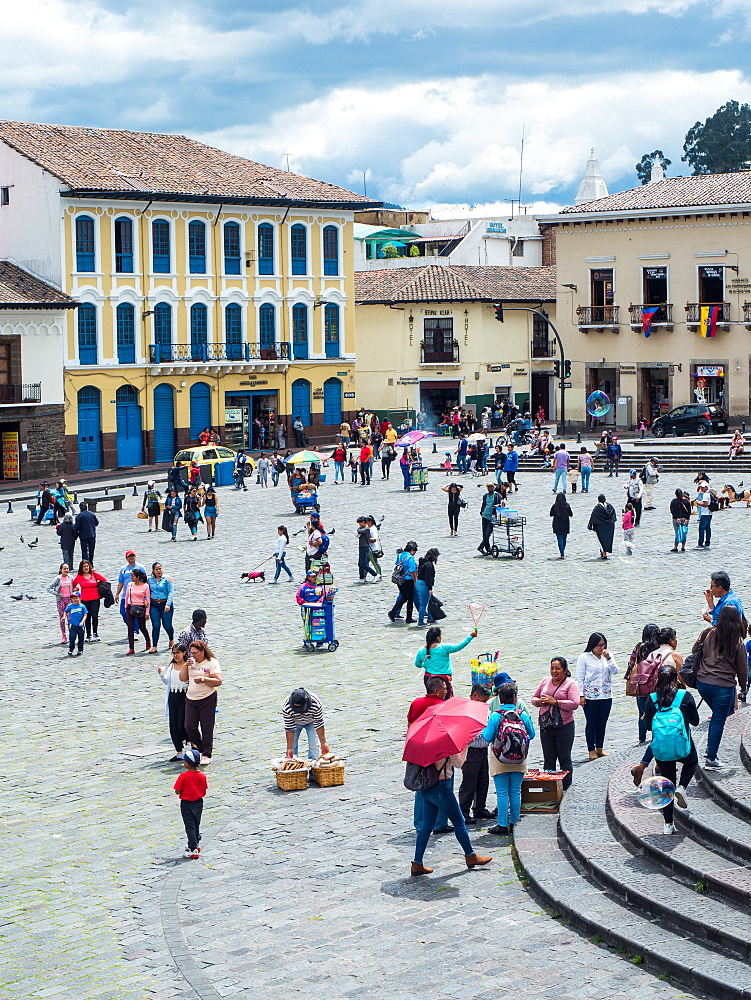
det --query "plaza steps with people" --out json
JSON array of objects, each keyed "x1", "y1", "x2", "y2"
[{"x1": 515, "y1": 710, "x2": 751, "y2": 999}]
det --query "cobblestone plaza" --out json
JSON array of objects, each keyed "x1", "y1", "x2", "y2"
[{"x1": 5, "y1": 460, "x2": 735, "y2": 999}]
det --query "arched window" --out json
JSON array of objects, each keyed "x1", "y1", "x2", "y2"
[
  {"x1": 152, "y1": 220, "x2": 170, "y2": 273},
  {"x1": 225, "y1": 303, "x2": 242, "y2": 360},
  {"x1": 190, "y1": 302, "x2": 208, "y2": 361},
  {"x1": 323, "y1": 225, "x2": 339, "y2": 276},
  {"x1": 114, "y1": 217, "x2": 133, "y2": 273},
  {"x1": 224, "y1": 221, "x2": 241, "y2": 275},
  {"x1": 75, "y1": 216, "x2": 95, "y2": 272},
  {"x1": 292, "y1": 303, "x2": 308, "y2": 360},
  {"x1": 258, "y1": 222, "x2": 274, "y2": 275},
  {"x1": 77, "y1": 304, "x2": 97, "y2": 365},
  {"x1": 116, "y1": 302, "x2": 136, "y2": 364},
  {"x1": 188, "y1": 220, "x2": 206, "y2": 274},
  {"x1": 324, "y1": 303, "x2": 340, "y2": 358},
  {"x1": 153, "y1": 302, "x2": 172, "y2": 362},
  {"x1": 291, "y1": 378, "x2": 311, "y2": 425},
  {"x1": 291, "y1": 223, "x2": 307, "y2": 275}
]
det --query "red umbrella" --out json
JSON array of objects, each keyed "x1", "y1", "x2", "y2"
[{"x1": 402, "y1": 696, "x2": 490, "y2": 766}]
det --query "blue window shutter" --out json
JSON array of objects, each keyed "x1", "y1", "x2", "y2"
[
  {"x1": 291, "y1": 379, "x2": 311, "y2": 425},
  {"x1": 116, "y1": 303, "x2": 136, "y2": 364},
  {"x1": 324, "y1": 303, "x2": 340, "y2": 358},
  {"x1": 323, "y1": 226, "x2": 339, "y2": 276},
  {"x1": 153, "y1": 303, "x2": 172, "y2": 362},
  {"x1": 291, "y1": 224, "x2": 307, "y2": 275},
  {"x1": 188, "y1": 220, "x2": 206, "y2": 274},
  {"x1": 323, "y1": 378, "x2": 342, "y2": 424},
  {"x1": 224, "y1": 222, "x2": 241, "y2": 275},
  {"x1": 78, "y1": 304, "x2": 97, "y2": 364},
  {"x1": 258, "y1": 223, "x2": 274, "y2": 275},
  {"x1": 225, "y1": 304, "x2": 242, "y2": 360},
  {"x1": 189, "y1": 383, "x2": 212, "y2": 439},
  {"x1": 292, "y1": 303, "x2": 308, "y2": 359},
  {"x1": 259, "y1": 304, "x2": 275, "y2": 349},
  {"x1": 114, "y1": 217, "x2": 133, "y2": 273},
  {"x1": 153, "y1": 221, "x2": 170, "y2": 273},
  {"x1": 190, "y1": 303, "x2": 208, "y2": 360},
  {"x1": 153, "y1": 383, "x2": 176, "y2": 462},
  {"x1": 75, "y1": 216, "x2": 95, "y2": 272}
]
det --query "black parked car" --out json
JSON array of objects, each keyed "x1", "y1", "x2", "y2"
[{"x1": 651, "y1": 403, "x2": 728, "y2": 437}]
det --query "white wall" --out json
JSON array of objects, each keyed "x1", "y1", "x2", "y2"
[
  {"x1": 0, "y1": 145, "x2": 63, "y2": 287},
  {"x1": 0, "y1": 311, "x2": 66, "y2": 404}
]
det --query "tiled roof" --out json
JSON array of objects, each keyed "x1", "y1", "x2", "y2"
[
  {"x1": 354, "y1": 264, "x2": 556, "y2": 303},
  {"x1": 0, "y1": 120, "x2": 377, "y2": 207},
  {"x1": 0, "y1": 262, "x2": 76, "y2": 309},
  {"x1": 561, "y1": 171, "x2": 751, "y2": 215}
]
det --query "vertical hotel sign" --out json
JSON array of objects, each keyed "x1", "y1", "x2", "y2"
[{"x1": 2, "y1": 431, "x2": 19, "y2": 479}]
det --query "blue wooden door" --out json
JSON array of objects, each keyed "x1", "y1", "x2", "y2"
[
  {"x1": 291, "y1": 379, "x2": 311, "y2": 425},
  {"x1": 190, "y1": 382, "x2": 212, "y2": 440},
  {"x1": 153, "y1": 383, "x2": 175, "y2": 462},
  {"x1": 323, "y1": 378, "x2": 342, "y2": 425},
  {"x1": 116, "y1": 386, "x2": 143, "y2": 467},
  {"x1": 77, "y1": 386, "x2": 102, "y2": 471}
]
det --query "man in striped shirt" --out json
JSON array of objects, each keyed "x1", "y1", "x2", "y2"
[{"x1": 283, "y1": 688, "x2": 330, "y2": 759}]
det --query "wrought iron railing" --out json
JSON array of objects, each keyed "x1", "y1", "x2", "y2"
[
  {"x1": 0, "y1": 383, "x2": 41, "y2": 404},
  {"x1": 576, "y1": 306, "x2": 620, "y2": 326},
  {"x1": 628, "y1": 303, "x2": 673, "y2": 325},
  {"x1": 744, "y1": 303, "x2": 751, "y2": 324},
  {"x1": 685, "y1": 302, "x2": 731, "y2": 323},
  {"x1": 531, "y1": 338, "x2": 556, "y2": 358},
  {"x1": 149, "y1": 342, "x2": 291, "y2": 363},
  {"x1": 420, "y1": 339, "x2": 460, "y2": 364}
]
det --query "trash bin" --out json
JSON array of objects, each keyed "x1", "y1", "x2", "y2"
[{"x1": 213, "y1": 460, "x2": 235, "y2": 487}]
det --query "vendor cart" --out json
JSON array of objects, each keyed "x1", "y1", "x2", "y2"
[
  {"x1": 292, "y1": 486, "x2": 320, "y2": 514},
  {"x1": 490, "y1": 510, "x2": 526, "y2": 559},
  {"x1": 407, "y1": 463, "x2": 428, "y2": 491}
]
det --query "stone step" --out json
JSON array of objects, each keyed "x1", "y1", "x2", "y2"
[
  {"x1": 608, "y1": 762, "x2": 751, "y2": 906},
  {"x1": 675, "y1": 779, "x2": 751, "y2": 867},
  {"x1": 695, "y1": 713, "x2": 751, "y2": 820},
  {"x1": 560, "y1": 754, "x2": 751, "y2": 963},
  {"x1": 515, "y1": 813, "x2": 751, "y2": 1000}
]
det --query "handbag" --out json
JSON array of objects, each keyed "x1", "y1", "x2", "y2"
[
  {"x1": 681, "y1": 643, "x2": 702, "y2": 688},
  {"x1": 428, "y1": 594, "x2": 446, "y2": 622},
  {"x1": 137, "y1": 511, "x2": 148, "y2": 519},
  {"x1": 127, "y1": 604, "x2": 146, "y2": 619},
  {"x1": 539, "y1": 702, "x2": 563, "y2": 731},
  {"x1": 403, "y1": 761, "x2": 441, "y2": 792}
]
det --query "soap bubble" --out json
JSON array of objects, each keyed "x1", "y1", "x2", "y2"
[
  {"x1": 636, "y1": 776, "x2": 675, "y2": 810},
  {"x1": 586, "y1": 390, "x2": 611, "y2": 418},
  {"x1": 618, "y1": 540, "x2": 635, "y2": 564}
]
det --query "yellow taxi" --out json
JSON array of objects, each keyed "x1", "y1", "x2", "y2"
[{"x1": 173, "y1": 446, "x2": 256, "y2": 475}]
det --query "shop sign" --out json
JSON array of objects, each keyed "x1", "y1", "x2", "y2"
[
  {"x1": 486, "y1": 222, "x2": 507, "y2": 233},
  {"x1": 2, "y1": 431, "x2": 19, "y2": 480},
  {"x1": 398, "y1": 377, "x2": 419, "y2": 384},
  {"x1": 695, "y1": 366, "x2": 724, "y2": 378},
  {"x1": 239, "y1": 380, "x2": 269, "y2": 386},
  {"x1": 336, "y1": 371, "x2": 348, "y2": 376},
  {"x1": 225, "y1": 408, "x2": 242, "y2": 424},
  {"x1": 344, "y1": 392, "x2": 355, "y2": 398},
  {"x1": 313, "y1": 391, "x2": 324, "y2": 399},
  {"x1": 513, "y1": 368, "x2": 527, "y2": 376},
  {"x1": 729, "y1": 277, "x2": 751, "y2": 294},
  {"x1": 490, "y1": 366, "x2": 502, "y2": 371},
  {"x1": 620, "y1": 365, "x2": 637, "y2": 375}
]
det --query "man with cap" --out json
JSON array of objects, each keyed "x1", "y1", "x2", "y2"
[
  {"x1": 642, "y1": 456, "x2": 661, "y2": 510},
  {"x1": 625, "y1": 470, "x2": 644, "y2": 527},
  {"x1": 115, "y1": 549, "x2": 147, "y2": 631},
  {"x1": 305, "y1": 514, "x2": 324, "y2": 572},
  {"x1": 282, "y1": 688, "x2": 330, "y2": 759}
]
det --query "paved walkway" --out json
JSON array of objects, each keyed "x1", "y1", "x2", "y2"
[{"x1": 5, "y1": 461, "x2": 741, "y2": 997}]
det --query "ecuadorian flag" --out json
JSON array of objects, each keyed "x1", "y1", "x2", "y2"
[
  {"x1": 642, "y1": 306, "x2": 660, "y2": 338},
  {"x1": 700, "y1": 306, "x2": 719, "y2": 338}
]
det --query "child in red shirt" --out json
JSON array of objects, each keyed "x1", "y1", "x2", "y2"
[{"x1": 174, "y1": 748, "x2": 207, "y2": 858}]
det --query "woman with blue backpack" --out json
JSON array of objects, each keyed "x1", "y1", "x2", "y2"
[
  {"x1": 643, "y1": 663, "x2": 700, "y2": 834},
  {"x1": 479, "y1": 680, "x2": 536, "y2": 836}
]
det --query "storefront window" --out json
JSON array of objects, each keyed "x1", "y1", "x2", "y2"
[{"x1": 692, "y1": 365, "x2": 725, "y2": 406}]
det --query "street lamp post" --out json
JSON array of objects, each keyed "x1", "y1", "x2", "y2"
[{"x1": 498, "y1": 305, "x2": 568, "y2": 434}]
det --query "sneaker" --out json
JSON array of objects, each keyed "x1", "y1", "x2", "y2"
[
  {"x1": 92, "y1": 634, "x2": 101, "y2": 642},
  {"x1": 462, "y1": 815, "x2": 476, "y2": 825},
  {"x1": 663, "y1": 823, "x2": 675, "y2": 835},
  {"x1": 674, "y1": 786, "x2": 688, "y2": 810},
  {"x1": 200, "y1": 755, "x2": 212, "y2": 765},
  {"x1": 488, "y1": 824, "x2": 509, "y2": 836},
  {"x1": 705, "y1": 757, "x2": 725, "y2": 768},
  {"x1": 68, "y1": 650, "x2": 74, "y2": 656}
]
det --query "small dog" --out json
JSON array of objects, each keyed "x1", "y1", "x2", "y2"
[{"x1": 241, "y1": 571, "x2": 266, "y2": 582}]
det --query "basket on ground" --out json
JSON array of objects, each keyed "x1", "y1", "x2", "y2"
[
  {"x1": 275, "y1": 768, "x2": 309, "y2": 791},
  {"x1": 311, "y1": 763, "x2": 345, "y2": 786}
]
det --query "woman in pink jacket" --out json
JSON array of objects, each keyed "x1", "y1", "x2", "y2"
[
  {"x1": 125, "y1": 567, "x2": 151, "y2": 654},
  {"x1": 531, "y1": 657, "x2": 581, "y2": 789}
]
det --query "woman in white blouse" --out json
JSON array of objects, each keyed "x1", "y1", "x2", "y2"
[
  {"x1": 158, "y1": 642, "x2": 190, "y2": 761},
  {"x1": 576, "y1": 632, "x2": 619, "y2": 760}
]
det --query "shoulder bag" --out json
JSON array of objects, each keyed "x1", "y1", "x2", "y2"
[
  {"x1": 538, "y1": 680, "x2": 565, "y2": 731},
  {"x1": 403, "y1": 761, "x2": 441, "y2": 792},
  {"x1": 680, "y1": 643, "x2": 702, "y2": 688}
]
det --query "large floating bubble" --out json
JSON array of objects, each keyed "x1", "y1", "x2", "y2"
[
  {"x1": 636, "y1": 776, "x2": 675, "y2": 810},
  {"x1": 586, "y1": 390, "x2": 611, "y2": 418},
  {"x1": 618, "y1": 540, "x2": 635, "y2": 564}
]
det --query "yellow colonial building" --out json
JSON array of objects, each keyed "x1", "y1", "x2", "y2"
[
  {"x1": 354, "y1": 264, "x2": 557, "y2": 421},
  {"x1": 0, "y1": 121, "x2": 372, "y2": 473}
]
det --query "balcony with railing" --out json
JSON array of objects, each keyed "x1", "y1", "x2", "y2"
[
  {"x1": 685, "y1": 302, "x2": 731, "y2": 325},
  {"x1": 531, "y1": 337, "x2": 556, "y2": 359},
  {"x1": 628, "y1": 303, "x2": 674, "y2": 329},
  {"x1": 420, "y1": 339, "x2": 460, "y2": 365},
  {"x1": 576, "y1": 305, "x2": 620, "y2": 329},
  {"x1": 149, "y1": 342, "x2": 291, "y2": 364},
  {"x1": 0, "y1": 383, "x2": 41, "y2": 404},
  {"x1": 744, "y1": 302, "x2": 751, "y2": 329}
]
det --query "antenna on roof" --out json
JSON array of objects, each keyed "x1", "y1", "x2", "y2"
[
  {"x1": 284, "y1": 154, "x2": 293, "y2": 172},
  {"x1": 518, "y1": 124, "x2": 525, "y2": 207},
  {"x1": 363, "y1": 171, "x2": 367, "y2": 197}
]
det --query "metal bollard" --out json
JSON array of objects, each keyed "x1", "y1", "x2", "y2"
[
  {"x1": 576, "y1": 431, "x2": 581, "y2": 444},
  {"x1": 432, "y1": 441, "x2": 437, "y2": 454},
  {"x1": 132, "y1": 483, "x2": 139, "y2": 497},
  {"x1": 672, "y1": 426, "x2": 677, "y2": 437},
  {"x1": 743, "y1": 421, "x2": 747, "y2": 434},
  {"x1": 105, "y1": 486, "x2": 109, "y2": 496},
  {"x1": 72, "y1": 491, "x2": 77, "y2": 503},
  {"x1": 5, "y1": 501, "x2": 11, "y2": 514}
]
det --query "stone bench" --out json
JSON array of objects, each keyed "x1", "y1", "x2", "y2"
[{"x1": 81, "y1": 493, "x2": 125, "y2": 512}]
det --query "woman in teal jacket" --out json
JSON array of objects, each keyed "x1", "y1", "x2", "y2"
[{"x1": 415, "y1": 626, "x2": 477, "y2": 698}]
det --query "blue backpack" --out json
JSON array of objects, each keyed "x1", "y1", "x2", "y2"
[
  {"x1": 318, "y1": 532, "x2": 330, "y2": 555},
  {"x1": 649, "y1": 689, "x2": 691, "y2": 761}
]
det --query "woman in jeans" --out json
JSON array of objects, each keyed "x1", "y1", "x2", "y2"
[
  {"x1": 576, "y1": 632, "x2": 619, "y2": 759},
  {"x1": 531, "y1": 657, "x2": 580, "y2": 790},
  {"x1": 148, "y1": 561, "x2": 174, "y2": 654},
  {"x1": 481, "y1": 681, "x2": 536, "y2": 834},
  {"x1": 415, "y1": 548, "x2": 440, "y2": 627},
  {"x1": 694, "y1": 605, "x2": 747, "y2": 767},
  {"x1": 332, "y1": 445, "x2": 346, "y2": 484},
  {"x1": 124, "y1": 568, "x2": 151, "y2": 654},
  {"x1": 578, "y1": 446, "x2": 593, "y2": 493},
  {"x1": 72, "y1": 559, "x2": 107, "y2": 642},
  {"x1": 442, "y1": 482, "x2": 464, "y2": 536},
  {"x1": 549, "y1": 492, "x2": 573, "y2": 559},
  {"x1": 411, "y1": 749, "x2": 492, "y2": 876},
  {"x1": 669, "y1": 488, "x2": 691, "y2": 553},
  {"x1": 272, "y1": 525, "x2": 294, "y2": 582},
  {"x1": 158, "y1": 642, "x2": 190, "y2": 760},
  {"x1": 179, "y1": 640, "x2": 222, "y2": 765}
]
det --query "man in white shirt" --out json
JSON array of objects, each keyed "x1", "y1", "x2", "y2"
[
  {"x1": 642, "y1": 458, "x2": 661, "y2": 510},
  {"x1": 625, "y1": 471, "x2": 644, "y2": 526},
  {"x1": 696, "y1": 481, "x2": 713, "y2": 548},
  {"x1": 305, "y1": 520, "x2": 323, "y2": 572}
]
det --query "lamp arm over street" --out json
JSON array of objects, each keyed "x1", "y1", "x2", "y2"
[{"x1": 500, "y1": 305, "x2": 568, "y2": 432}]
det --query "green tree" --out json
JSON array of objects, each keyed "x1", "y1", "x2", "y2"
[
  {"x1": 682, "y1": 100, "x2": 751, "y2": 174},
  {"x1": 635, "y1": 150, "x2": 671, "y2": 185}
]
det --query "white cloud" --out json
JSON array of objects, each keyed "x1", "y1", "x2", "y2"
[{"x1": 199, "y1": 69, "x2": 751, "y2": 207}]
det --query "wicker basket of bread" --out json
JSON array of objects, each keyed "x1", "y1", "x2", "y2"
[
  {"x1": 310, "y1": 752, "x2": 345, "y2": 787},
  {"x1": 272, "y1": 756, "x2": 310, "y2": 790}
]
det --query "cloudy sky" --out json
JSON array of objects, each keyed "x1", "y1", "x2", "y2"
[{"x1": 4, "y1": 0, "x2": 751, "y2": 213}]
